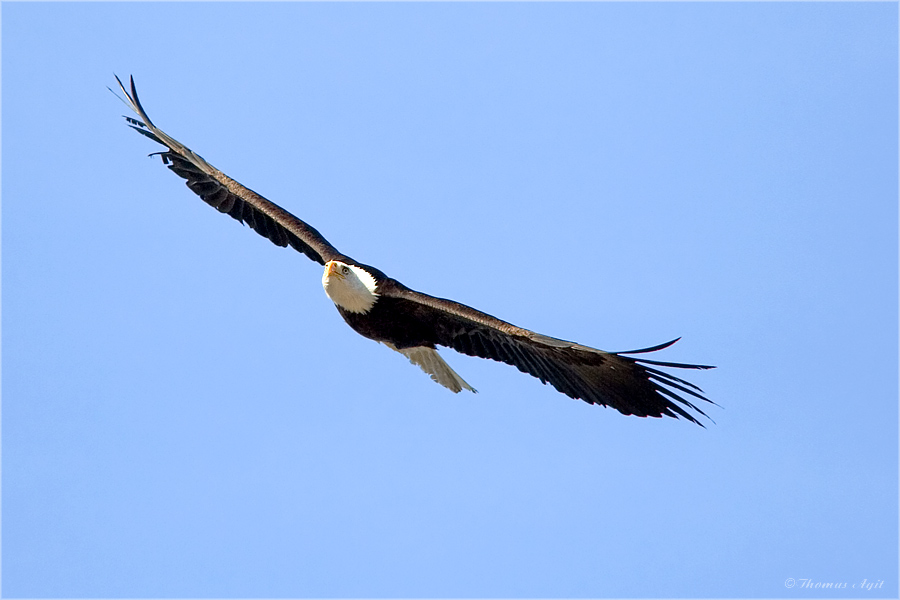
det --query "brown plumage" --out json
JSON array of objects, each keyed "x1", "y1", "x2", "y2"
[{"x1": 114, "y1": 75, "x2": 716, "y2": 425}]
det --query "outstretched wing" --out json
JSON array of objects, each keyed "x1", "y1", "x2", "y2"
[
  {"x1": 113, "y1": 75, "x2": 344, "y2": 266},
  {"x1": 384, "y1": 283, "x2": 715, "y2": 426}
]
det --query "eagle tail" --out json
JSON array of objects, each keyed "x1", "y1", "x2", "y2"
[{"x1": 386, "y1": 344, "x2": 477, "y2": 394}]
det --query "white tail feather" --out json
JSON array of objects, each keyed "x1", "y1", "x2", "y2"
[{"x1": 384, "y1": 344, "x2": 476, "y2": 393}]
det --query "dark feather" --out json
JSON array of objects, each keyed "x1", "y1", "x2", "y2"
[
  {"x1": 382, "y1": 282, "x2": 716, "y2": 425},
  {"x1": 113, "y1": 75, "x2": 345, "y2": 266}
]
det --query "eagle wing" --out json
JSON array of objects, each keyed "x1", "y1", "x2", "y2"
[
  {"x1": 113, "y1": 76, "x2": 344, "y2": 266},
  {"x1": 384, "y1": 283, "x2": 715, "y2": 425}
]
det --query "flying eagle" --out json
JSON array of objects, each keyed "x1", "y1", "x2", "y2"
[{"x1": 114, "y1": 76, "x2": 715, "y2": 425}]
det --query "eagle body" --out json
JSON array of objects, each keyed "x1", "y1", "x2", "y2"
[
  {"x1": 324, "y1": 262, "x2": 478, "y2": 392},
  {"x1": 114, "y1": 76, "x2": 716, "y2": 425},
  {"x1": 323, "y1": 265, "x2": 436, "y2": 350},
  {"x1": 339, "y1": 294, "x2": 438, "y2": 350}
]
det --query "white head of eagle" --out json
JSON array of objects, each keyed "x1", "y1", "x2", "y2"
[{"x1": 322, "y1": 260, "x2": 379, "y2": 314}]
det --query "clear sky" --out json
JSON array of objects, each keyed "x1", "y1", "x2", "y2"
[{"x1": 3, "y1": 2, "x2": 897, "y2": 598}]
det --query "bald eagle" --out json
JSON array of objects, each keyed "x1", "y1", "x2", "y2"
[{"x1": 114, "y1": 76, "x2": 715, "y2": 425}]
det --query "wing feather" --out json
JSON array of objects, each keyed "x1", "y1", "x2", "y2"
[
  {"x1": 114, "y1": 75, "x2": 344, "y2": 266},
  {"x1": 383, "y1": 283, "x2": 715, "y2": 425}
]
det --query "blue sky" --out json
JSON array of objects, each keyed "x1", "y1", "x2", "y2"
[{"x1": 3, "y1": 2, "x2": 897, "y2": 597}]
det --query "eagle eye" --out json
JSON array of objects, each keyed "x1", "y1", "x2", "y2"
[{"x1": 341, "y1": 266, "x2": 350, "y2": 275}]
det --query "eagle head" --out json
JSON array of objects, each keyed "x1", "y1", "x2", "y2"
[{"x1": 322, "y1": 260, "x2": 379, "y2": 314}]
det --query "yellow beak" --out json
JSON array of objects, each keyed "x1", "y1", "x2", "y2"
[{"x1": 326, "y1": 261, "x2": 344, "y2": 279}]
